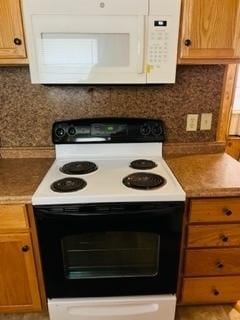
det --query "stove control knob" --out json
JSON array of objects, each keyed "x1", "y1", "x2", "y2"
[
  {"x1": 140, "y1": 124, "x2": 151, "y2": 136},
  {"x1": 152, "y1": 124, "x2": 163, "y2": 136},
  {"x1": 68, "y1": 127, "x2": 76, "y2": 136},
  {"x1": 55, "y1": 127, "x2": 65, "y2": 137}
]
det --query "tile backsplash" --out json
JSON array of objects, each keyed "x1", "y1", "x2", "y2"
[{"x1": 0, "y1": 65, "x2": 224, "y2": 147}]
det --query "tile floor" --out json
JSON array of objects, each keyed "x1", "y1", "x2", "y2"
[
  {"x1": 177, "y1": 305, "x2": 240, "y2": 320},
  {"x1": 0, "y1": 306, "x2": 239, "y2": 320}
]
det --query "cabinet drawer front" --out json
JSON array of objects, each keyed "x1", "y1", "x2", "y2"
[
  {"x1": 185, "y1": 248, "x2": 240, "y2": 276},
  {"x1": 189, "y1": 198, "x2": 240, "y2": 223},
  {"x1": 0, "y1": 205, "x2": 28, "y2": 230},
  {"x1": 187, "y1": 225, "x2": 240, "y2": 248},
  {"x1": 182, "y1": 276, "x2": 240, "y2": 304}
]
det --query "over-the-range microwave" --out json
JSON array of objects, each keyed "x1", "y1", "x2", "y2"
[{"x1": 22, "y1": 0, "x2": 181, "y2": 84}]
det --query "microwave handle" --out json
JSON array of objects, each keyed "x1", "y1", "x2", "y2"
[{"x1": 137, "y1": 16, "x2": 145, "y2": 74}]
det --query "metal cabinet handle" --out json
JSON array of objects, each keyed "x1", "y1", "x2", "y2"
[
  {"x1": 223, "y1": 208, "x2": 233, "y2": 216},
  {"x1": 213, "y1": 289, "x2": 220, "y2": 296},
  {"x1": 220, "y1": 235, "x2": 229, "y2": 242},
  {"x1": 22, "y1": 245, "x2": 30, "y2": 252},
  {"x1": 184, "y1": 39, "x2": 192, "y2": 47},
  {"x1": 216, "y1": 261, "x2": 224, "y2": 269},
  {"x1": 14, "y1": 38, "x2": 22, "y2": 46}
]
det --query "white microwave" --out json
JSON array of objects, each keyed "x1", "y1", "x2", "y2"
[{"x1": 22, "y1": 0, "x2": 181, "y2": 84}]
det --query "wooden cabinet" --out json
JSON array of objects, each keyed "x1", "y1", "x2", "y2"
[
  {"x1": 226, "y1": 138, "x2": 240, "y2": 160},
  {"x1": 189, "y1": 198, "x2": 240, "y2": 223},
  {"x1": 181, "y1": 197, "x2": 240, "y2": 304},
  {"x1": 188, "y1": 224, "x2": 240, "y2": 247},
  {"x1": 179, "y1": 0, "x2": 240, "y2": 63},
  {"x1": 0, "y1": 204, "x2": 42, "y2": 312},
  {"x1": 0, "y1": 233, "x2": 42, "y2": 312},
  {"x1": 185, "y1": 248, "x2": 240, "y2": 276},
  {"x1": 182, "y1": 276, "x2": 240, "y2": 304},
  {"x1": 0, "y1": 0, "x2": 27, "y2": 64},
  {"x1": 0, "y1": 204, "x2": 29, "y2": 230}
]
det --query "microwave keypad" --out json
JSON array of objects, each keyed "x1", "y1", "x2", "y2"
[{"x1": 149, "y1": 29, "x2": 169, "y2": 68}]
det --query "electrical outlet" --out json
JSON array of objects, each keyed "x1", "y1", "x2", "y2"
[
  {"x1": 200, "y1": 113, "x2": 212, "y2": 130},
  {"x1": 186, "y1": 114, "x2": 198, "y2": 131}
]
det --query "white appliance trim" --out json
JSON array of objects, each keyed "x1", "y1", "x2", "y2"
[
  {"x1": 48, "y1": 295, "x2": 176, "y2": 320},
  {"x1": 55, "y1": 143, "x2": 163, "y2": 159}
]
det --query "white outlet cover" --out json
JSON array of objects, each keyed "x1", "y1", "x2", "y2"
[
  {"x1": 186, "y1": 114, "x2": 198, "y2": 132},
  {"x1": 200, "y1": 113, "x2": 212, "y2": 131}
]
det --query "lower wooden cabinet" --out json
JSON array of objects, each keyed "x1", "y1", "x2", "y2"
[
  {"x1": 185, "y1": 248, "x2": 240, "y2": 276},
  {"x1": 0, "y1": 205, "x2": 42, "y2": 313},
  {"x1": 0, "y1": 233, "x2": 41, "y2": 312},
  {"x1": 187, "y1": 224, "x2": 240, "y2": 248},
  {"x1": 182, "y1": 276, "x2": 240, "y2": 304},
  {"x1": 180, "y1": 198, "x2": 240, "y2": 304}
]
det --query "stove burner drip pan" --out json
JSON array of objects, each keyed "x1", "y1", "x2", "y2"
[
  {"x1": 123, "y1": 172, "x2": 166, "y2": 190},
  {"x1": 130, "y1": 159, "x2": 157, "y2": 170},
  {"x1": 61, "y1": 161, "x2": 98, "y2": 175},
  {"x1": 51, "y1": 178, "x2": 87, "y2": 193}
]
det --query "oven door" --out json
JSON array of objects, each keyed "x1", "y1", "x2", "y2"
[{"x1": 34, "y1": 202, "x2": 184, "y2": 298}]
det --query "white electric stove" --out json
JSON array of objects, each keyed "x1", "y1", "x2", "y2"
[
  {"x1": 33, "y1": 143, "x2": 185, "y2": 205},
  {"x1": 33, "y1": 118, "x2": 185, "y2": 320}
]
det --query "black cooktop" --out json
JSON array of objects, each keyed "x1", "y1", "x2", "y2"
[
  {"x1": 51, "y1": 177, "x2": 87, "y2": 193},
  {"x1": 123, "y1": 172, "x2": 166, "y2": 190},
  {"x1": 130, "y1": 159, "x2": 157, "y2": 170},
  {"x1": 60, "y1": 161, "x2": 98, "y2": 175}
]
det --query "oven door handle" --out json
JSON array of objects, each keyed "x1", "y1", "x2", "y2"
[{"x1": 68, "y1": 303, "x2": 159, "y2": 317}]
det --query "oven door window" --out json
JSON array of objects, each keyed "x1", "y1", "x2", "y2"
[{"x1": 62, "y1": 232, "x2": 160, "y2": 279}]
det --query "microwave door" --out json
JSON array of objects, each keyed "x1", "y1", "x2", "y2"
[{"x1": 30, "y1": 15, "x2": 147, "y2": 84}]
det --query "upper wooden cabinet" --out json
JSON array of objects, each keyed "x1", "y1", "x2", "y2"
[
  {"x1": 0, "y1": 0, "x2": 27, "y2": 64},
  {"x1": 179, "y1": 0, "x2": 240, "y2": 63}
]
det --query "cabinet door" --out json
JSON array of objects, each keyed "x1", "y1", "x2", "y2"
[
  {"x1": 0, "y1": 233, "x2": 41, "y2": 312},
  {"x1": 0, "y1": 0, "x2": 26, "y2": 59},
  {"x1": 180, "y1": 0, "x2": 240, "y2": 61}
]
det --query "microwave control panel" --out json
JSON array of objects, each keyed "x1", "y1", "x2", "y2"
[
  {"x1": 147, "y1": 14, "x2": 180, "y2": 83},
  {"x1": 148, "y1": 19, "x2": 169, "y2": 66}
]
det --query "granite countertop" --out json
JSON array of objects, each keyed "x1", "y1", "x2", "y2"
[
  {"x1": 0, "y1": 158, "x2": 53, "y2": 204},
  {"x1": 166, "y1": 153, "x2": 240, "y2": 198}
]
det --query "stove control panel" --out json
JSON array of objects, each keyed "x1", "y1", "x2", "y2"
[{"x1": 53, "y1": 118, "x2": 165, "y2": 144}]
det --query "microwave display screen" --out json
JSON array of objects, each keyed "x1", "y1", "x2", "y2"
[
  {"x1": 91, "y1": 124, "x2": 128, "y2": 136},
  {"x1": 154, "y1": 20, "x2": 167, "y2": 27}
]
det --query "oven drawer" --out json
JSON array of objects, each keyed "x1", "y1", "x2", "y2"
[
  {"x1": 0, "y1": 205, "x2": 28, "y2": 230},
  {"x1": 182, "y1": 276, "x2": 240, "y2": 304},
  {"x1": 48, "y1": 295, "x2": 176, "y2": 320},
  {"x1": 189, "y1": 198, "x2": 240, "y2": 223},
  {"x1": 187, "y1": 224, "x2": 240, "y2": 248},
  {"x1": 184, "y1": 248, "x2": 240, "y2": 276}
]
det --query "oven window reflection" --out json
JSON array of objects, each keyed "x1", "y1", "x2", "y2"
[{"x1": 61, "y1": 232, "x2": 160, "y2": 279}]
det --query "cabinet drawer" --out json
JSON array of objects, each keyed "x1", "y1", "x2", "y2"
[
  {"x1": 185, "y1": 248, "x2": 240, "y2": 276},
  {"x1": 182, "y1": 276, "x2": 240, "y2": 304},
  {"x1": 0, "y1": 205, "x2": 28, "y2": 230},
  {"x1": 189, "y1": 198, "x2": 240, "y2": 223},
  {"x1": 187, "y1": 225, "x2": 240, "y2": 248}
]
